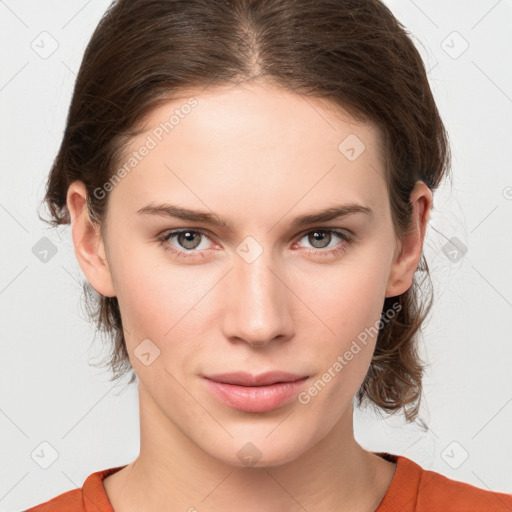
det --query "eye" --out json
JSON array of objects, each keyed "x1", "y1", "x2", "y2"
[
  {"x1": 156, "y1": 229, "x2": 214, "y2": 258},
  {"x1": 295, "y1": 229, "x2": 353, "y2": 257}
]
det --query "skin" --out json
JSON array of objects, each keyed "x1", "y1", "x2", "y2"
[{"x1": 66, "y1": 81, "x2": 432, "y2": 511}]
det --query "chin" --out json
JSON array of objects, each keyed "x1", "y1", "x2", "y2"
[{"x1": 201, "y1": 426, "x2": 321, "y2": 469}]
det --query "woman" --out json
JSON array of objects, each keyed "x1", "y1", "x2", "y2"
[{"x1": 26, "y1": 0, "x2": 512, "y2": 510}]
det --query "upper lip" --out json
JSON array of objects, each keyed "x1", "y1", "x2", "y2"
[{"x1": 203, "y1": 371, "x2": 308, "y2": 386}]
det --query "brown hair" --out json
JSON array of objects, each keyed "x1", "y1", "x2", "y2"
[{"x1": 39, "y1": 0, "x2": 450, "y2": 422}]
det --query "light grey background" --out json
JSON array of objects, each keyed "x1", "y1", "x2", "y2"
[{"x1": 1, "y1": 0, "x2": 511, "y2": 510}]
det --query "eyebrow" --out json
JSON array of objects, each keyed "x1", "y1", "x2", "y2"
[{"x1": 137, "y1": 202, "x2": 373, "y2": 230}]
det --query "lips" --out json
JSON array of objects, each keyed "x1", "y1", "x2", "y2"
[
  {"x1": 203, "y1": 371, "x2": 307, "y2": 387},
  {"x1": 202, "y1": 371, "x2": 309, "y2": 412}
]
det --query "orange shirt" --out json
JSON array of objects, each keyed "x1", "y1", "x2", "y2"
[{"x1": 25, "y1": 453, "x2": 512, "y2": 511}]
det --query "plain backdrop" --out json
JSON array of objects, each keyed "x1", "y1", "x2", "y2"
[{"x1": 1, "y1": 0, "x2": 511, "y2": 510}]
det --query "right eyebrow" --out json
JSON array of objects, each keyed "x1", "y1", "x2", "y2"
[{"x1": 137, "y1": 203, "x2": 230, "y2": 229}]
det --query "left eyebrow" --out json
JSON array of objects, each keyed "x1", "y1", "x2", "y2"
[
  {"x1": 136, "y1": 202, "x2": 373, "y2": 230},
  {"x1": 288, "y1": 203, "x2": 373, "y2": 229}
]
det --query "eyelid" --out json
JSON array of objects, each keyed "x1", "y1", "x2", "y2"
[{"x1": 295, "y1": 226, "x2": 355, "y2": 240}]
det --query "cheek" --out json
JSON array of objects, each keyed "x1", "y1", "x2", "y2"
[
  {"x1": 304, "y1": 256, "x2": 390, "y2": 340},
  {"x1": 110, "y1": 247, "x2": 223, "y2": 373},
  {"x1": 295, "y1": 247, "x2": 391, "y2": 394},
  {"x1": 297, "y1": 268, "x2": 386, "y2": 417},
  {"x1": 110, "y1": 230, "x2": 391, "y2": 376},
  {"x1": 112, "y1": 241, "x2": 210, "y2": 326}
]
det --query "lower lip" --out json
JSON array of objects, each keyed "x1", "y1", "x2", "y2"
[{"x1": 204, "y1": 377, "x2": 308, "y2": 413}]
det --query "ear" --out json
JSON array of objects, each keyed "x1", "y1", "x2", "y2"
[
  {"x1": 66, "y1": 180, "x2": 116, "y2": 298},
  {"x1": 385, "y1": 180, "x2": 433, "y2": 298}
]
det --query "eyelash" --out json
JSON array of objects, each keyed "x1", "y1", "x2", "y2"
[{"x1": 156, "y1": 228, "x2": 354, "y2": 259}]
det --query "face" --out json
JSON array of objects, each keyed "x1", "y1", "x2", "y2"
[{"x1": 68, "y1": 82, "x2": 430, "y2": 468}]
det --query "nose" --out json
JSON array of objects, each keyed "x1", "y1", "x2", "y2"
[{"x1": 221, "y1": 248, "x2": 294, "y2": 348}]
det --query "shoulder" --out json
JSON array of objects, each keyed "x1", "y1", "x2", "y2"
[
  {"x1": 24, "y1": 465, "x2": 127, "y2": 512},
  {"x1": 376, "y1": 453, "x2": 512, "y2": 512},
  {"x1": 415, "y1": 463, "x2": 512, "y2": 511},
  {"x1": 24, "y1": 487, "x2": 83, "y2": 511}
]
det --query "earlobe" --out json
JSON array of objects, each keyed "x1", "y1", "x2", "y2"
[
  {"x1": 66, "y1": 181, "x2": 116, "y2": 298},
  {"x1": 385, "y1": 181, "x2": 432, "y2": 298}
]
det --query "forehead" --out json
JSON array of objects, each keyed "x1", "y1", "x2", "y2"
[
  {"x1": 110, "y1": 83, "x2": 388, "y2": 221},
  {"x1": 137, "y1": 82, "x2": 382, "y2": 152}
]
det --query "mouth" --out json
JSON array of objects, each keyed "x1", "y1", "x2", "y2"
[{"x1": 202, "y1": 371, "x2": 309, "y2": 413}]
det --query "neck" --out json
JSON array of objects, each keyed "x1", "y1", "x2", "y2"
[{"x1": 104, "y1": 385, "x2": 396, "y2": 512}]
